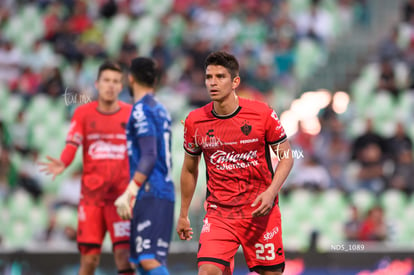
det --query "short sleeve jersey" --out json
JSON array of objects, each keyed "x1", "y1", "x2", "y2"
[
  {"x1": 126, "y1": 94, "x2": 175, "y2": 202},
  {"x1": 183, "y1": 97, "x2": 286, "y2": 219},
  {"x1": 66, "y1": 101, "x2": 132, "y2": 205}
]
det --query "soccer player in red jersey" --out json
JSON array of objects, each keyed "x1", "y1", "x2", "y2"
[
  {"x1": 176, "y1": 51, "x2": 294, "y2": 275},
  {"x1": 39, "y1": 61, "x2": 134, "y2": 275}
]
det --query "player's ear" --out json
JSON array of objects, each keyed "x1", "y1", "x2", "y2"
[
  {"x1": 128, "y1": 74, "x2": 134, "y2": 86},
  {"x1": 232, "y1": 76, "x2": 240, "y2": 90}
]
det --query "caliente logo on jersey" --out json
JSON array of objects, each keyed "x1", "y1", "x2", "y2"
[
  {"x1": 88, "y1": 140, "x2": 127, "y2": 159},
  {"x1": 210, "y1": 150, "x2": 259, "y2": 170}
]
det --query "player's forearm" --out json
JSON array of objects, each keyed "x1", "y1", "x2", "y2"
[
  {"x1": 136, "y1": 136, "x2": 157, "y2": 178},
  {"x1": 179, "y1": 168, "x2": 198, "y2": 218},
  {"x1": 269, "y1": 156, "x2": 294, "y2": 194},
  {"x1": 269, "y1": 141, "x2": 294, "y2": 195},
  {"x1": 60, "y1": 143, "x2": 78, "y2": 167}
]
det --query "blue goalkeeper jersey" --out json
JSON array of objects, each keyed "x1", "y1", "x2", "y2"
[{"x1": 126, "y1": 94, "x2": 175, "y2": 202}]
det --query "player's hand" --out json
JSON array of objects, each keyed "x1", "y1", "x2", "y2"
[
  {"x1": 251, "y1": 190, "x2": 276, "y2": 217},
  {"x1": 115, "y1": 181, "x2": 139, "y2": 220},
  {"x1": 114, "y1": 192, "x2": 134, "y2": 220},
  {"x1": 176, "y1": 216, "x2": 193, "y2": 240},
  {"x1": 38, "y1": 156, "x2": 65, "y2": 180}
]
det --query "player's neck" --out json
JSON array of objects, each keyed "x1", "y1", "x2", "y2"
[
  {"x1": 213, "y1": 94, "x2": 239, "y2": 116},
  {"x1": 133, "y1": 85, "x2": 154, "y2": 103},
  {"x1": 97, "y1": 99, "x2": 120, "y2": 113}
]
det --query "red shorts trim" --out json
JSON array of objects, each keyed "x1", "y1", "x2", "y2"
[
  {"x1": 197, "y1": 206, "x2": 285, "y2": 272},
  {"x1": 197, "y1": 257, "x2": 233, "y2": 275},
  {"x1": 77, "y1": 202, "x2": 130, "y2": 254},
  {"x1": 78, "y1": 243, "x2": 101, "y2": 255},
  {"x1": 113, "y1": 240, "x2": 130, "y2": 251}
]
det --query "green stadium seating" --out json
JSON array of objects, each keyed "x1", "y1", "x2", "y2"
[
  {"x1": 288, "y1": 0, "x2": 310, "y2": 15},
  {"x1": 381, "y1": 189, "x2": 407, "y2": 218},
  {"x1": 350, "y1": 64, "x2": 377, "y2": 111},
  {"x1": 288, "y1": 189, "x2": 316, "y2": 218},
  {"x1": 6, "y1": 189, "x2": 35, "y2": 220},
  {"x1": 0, "y1": 205, "x2": 10, "y2": 237},
  {"x1": 164, "y1": 14, "x2": 186, "y2": 48},
  {"x1": 55, "y1": 206, "x2": 78, "y2": 230},
  {"x1": 321, "y1": 220, "x2": 344, "y2": 242},
  {"x1": 0, "y1": 83, "x2": 9, "y2": 111},
  {"x1": 143, "y1": 0, "x2": 172, "y2": 17},
  {"x1": 20, "y1": 4, "x2": 44, "y2": 35},
  {"x1": 129, "y1": 15, "x2": 160, "y2": 55},
  {"x1": 397, "y1": 23, "x2": 412, "y2": 50},
  {"x1": 282, "y1": 217, "x2": 310, "y2": 251},
  {"x1": 349, "y1": 189, "x2": 376, "y2": 215},
  {"x1": 1, "y1": 95, "x2": 24, "y2": 125},
  {"x1": 311, "y1": 204, "x2": 332, "y2": 231},
  {"x1": 26, "y1": 95, "x2": 53, "y2": 125},
  {"x1": 9, "y1": 150, "x2": 23, "y2": 172},
  {"x1": 395, "y1": 92, "x2": 414, "y2": 123},
  {"x1": 374, "y1": 118, "x2": 398, "y2": 138},
  {"x1": 316, "y1": 189, "x2": 347, "y2": 212},
  {"x1": 2, "y1": 15, "x2": 24, "y2": 44},
  {"x1": 104, "y1": 14, "x2": 131, "y2": 57},
  {"x1": 32, "y1": 123, "x2": 52, "y2": 152},
  {"x1": 28, "y1": 203, "x2": 48, "y2": 230},
  {"x1": 369, "y1": 92, "x2": 395, "y2": 121},
  {"x1": 294, "y1": 39, "x2": 325, "y2": 82},
  {"x1": 317, "y1": 221, "x2": 344, "y2": 251},
  {"x1": 4, "y1": 220, "x2": 34, "y2": 249}
]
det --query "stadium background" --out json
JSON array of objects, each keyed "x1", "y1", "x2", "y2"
[{"x1": 0, "y1": 0, "x2": 413, "y2": 274}]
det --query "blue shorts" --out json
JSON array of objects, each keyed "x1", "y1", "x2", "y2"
[{"x1": 129, "y1": 197, "x2": 174, "y2": 266}]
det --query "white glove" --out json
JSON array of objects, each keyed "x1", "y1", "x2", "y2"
[{"x1": 115, "y1": 180, "x2": 140, "y2": 220}]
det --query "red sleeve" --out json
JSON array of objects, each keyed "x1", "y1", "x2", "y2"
[
  {"x1": 66, "y1": 107, "x2": 84, "y2": 146},
  {"x1": 183, "y1": 114, "x2": 202, "y2": 155},
  {"x1": 60, "y1": 108, "x2": 84, "y2": 167},
  {"x1": 265, "y1": 107, "x2": 287, "y2": 145},
  {"x1": 60, "y1": 143, "x2": 77, "y2": 167}
]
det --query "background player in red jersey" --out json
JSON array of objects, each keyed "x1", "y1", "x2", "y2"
[
  {"x1": 39, "y1": 61, "x2": 134, "y2": 275},
  {"x1": 176, "y1": 51, "x2": 294, "y2": 275}
]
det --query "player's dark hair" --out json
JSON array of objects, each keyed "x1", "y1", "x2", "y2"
[
  {"x1": 129, "y1": 57, "x2": 158, "y2": 87},
  {"x1": 97, "y1": 61, "x2": 122, "y2": 79},
  {"x1": 204, "y1": 51, "x2": 239, "y2": 79}
]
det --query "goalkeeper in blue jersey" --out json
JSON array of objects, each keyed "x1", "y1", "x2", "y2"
[{"x1": 115, "y1": 57, "x2": 175, "y2": 275}]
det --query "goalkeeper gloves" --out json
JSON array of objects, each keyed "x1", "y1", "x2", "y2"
[{"x1": 115, "y1": 179, "x2": 141, "y2": 220}]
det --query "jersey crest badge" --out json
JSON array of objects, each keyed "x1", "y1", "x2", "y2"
[{"x1": 241, "y1": 121, "x2": 252, "y2": 136}]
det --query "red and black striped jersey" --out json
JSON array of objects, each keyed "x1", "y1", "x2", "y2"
[
  {"x1": 184, "y1": 97, "x2": 286, "y2": 219},
  {"x1": 66, "y1": 101, "x2": 132, "y2": 205}
]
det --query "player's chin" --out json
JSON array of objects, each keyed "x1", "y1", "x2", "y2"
[
  {"x1": 209, "y1": 94, "x2": 221, "y2": 101},
  {"x1": 103, "y1": 91, "x2": 119, "y2": 100},
  {"x1": 102, "y1": 96, "x2": 117, "y2": 104}
]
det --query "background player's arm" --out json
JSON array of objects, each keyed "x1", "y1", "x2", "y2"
[
  {"x1": 176, "y1": 153, "x2": 200, "y2": 240},
  {"x1": 115, "y1": 135, "x2": 157, "y2": 220},
  {"x1": 39, "y1": 109, "x2": 83, "y2": 180},
  {"x1": 252, "y1": 140, "x2": 293, "y2": 217},
  {"x1": 38, "y1": 144, "x2": 78, "y2": 180}
]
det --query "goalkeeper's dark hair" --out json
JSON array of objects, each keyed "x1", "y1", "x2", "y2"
[
  {"x1": 97, "y1": 61, "x2": 122, "y2": 80},
  {"x1": 129, "y1": 57, "x2": 159, "y2": 88},
  {"x1": 204, "y1": 51, "x2": 239, "y2": 79}
]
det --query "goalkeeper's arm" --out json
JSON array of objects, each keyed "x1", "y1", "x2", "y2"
[{"x1": 115, "y1": 136, "x2": 157, "y2": 220}]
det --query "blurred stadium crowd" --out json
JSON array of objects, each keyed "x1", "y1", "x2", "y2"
[{"x1": 0, "y1": 0, "x2": 413, "y2": 255}]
